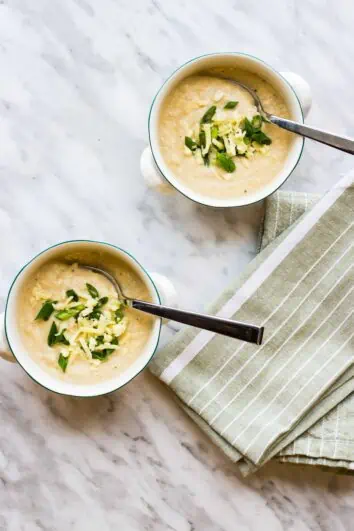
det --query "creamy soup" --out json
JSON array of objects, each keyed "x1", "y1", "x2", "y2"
[
  {"x1": 158, "y1": 69, "x2": 291, "y2": 200},
  {"x1": 18, "y1": 256, "x2": 154, "y2": 385}
]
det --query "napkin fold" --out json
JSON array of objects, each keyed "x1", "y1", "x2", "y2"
[{"x1": 150, "y1": 171, "x2": 354, "y2": 475}]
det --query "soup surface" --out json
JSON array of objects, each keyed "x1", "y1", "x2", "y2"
[
  {"x1": 158, "y1": 69, "x2": 292, "y2": 200},
  {"x1": 18, "y1": 258, "x2": 154, "y2": 385}
]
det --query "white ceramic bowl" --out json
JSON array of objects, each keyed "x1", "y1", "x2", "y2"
[
  {"x1": 141, "y1": 53, "x2": 312, "y2": 208},
  {"x1": 0, "y1": 240, "x2": 176, "y2": 397}
]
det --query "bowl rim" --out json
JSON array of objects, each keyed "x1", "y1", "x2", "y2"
[
  {"x1": 148, "y1": 52, "x2": 305, "y2": 208},
  {"x1": 4, "y1": 239, "x2": 162, "y2": 398}
]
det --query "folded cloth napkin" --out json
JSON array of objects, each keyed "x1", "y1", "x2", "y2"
[
  {"x1": 262, "y1": 189, "x2": 354, "y2": 473},
  {"x1": 150, "y1": 170, "x2": 354, "y2": 475}
]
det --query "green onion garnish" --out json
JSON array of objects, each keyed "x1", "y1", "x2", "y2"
[
  {"x1": 115, "y1": 308, "x2": 124, "y2": 322},
  {"x1": 91, "y1": 350, "x2": 108, "y2": 360},
  {"x1": 55, "y1": 331, "x2": 70, "y2": 346},
  {"x1": 185, "y1": 136, "x2": 198, "y2": 152},
  {"x1": 104, "y1": 336, "x2": 119, "y2": 355},
  {"x1": 251, "y1": 115, "x2": 263, "y2": 130},
  {"x1": 199, "y1": 129, "x2": 206, "y2": 149},
  {"x1": 58, "y1": 353, "x2": 69, "y2": 373},
  {"x1": 87, "y1": 297, "x2": 108, "y2": 321},
  {"x1": 251, "y1": 131, "x2": 272, "y2": 145},
  {"x1": 86, "y1": 283, "x2": 99, "y2": 299},
  {"x1": 211, "y1": 126, "x2": 219, "y2": 139},
  {"x1": 216, "y1": 153, "x2": 236, "y2": 173},
  {"x1": 35, "y1": 301, "x2": 55, "y2": 321},
  {"x1": 48, "y1": 322, "x2": 70, "y2": 346},
  {"x1": 66, "y1": 289, "x2": 79, "y2": 302},
  {"x1": 48, "y1": 322, "x2": 58, "y2": 347},
  {"x1": 224, "y1": 101, "x2": 238, "y2": 109},
  {"x1": 201, "y1": 105, "x2": 216, "y2": 123},
  {"x1": 241, "y1": 117, "x2": 254, "y2": 137},
  {"x1": 92, "y1": 336, "x2": 119, "y2": 360},
  {"x1": 55, "y1": 304, "x2": 85, "y2": 321}
]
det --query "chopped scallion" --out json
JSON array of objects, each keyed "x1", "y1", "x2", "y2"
[
  {"x1": 66, "y1": 289, "x2": 79, "y2": 302},
  {"x1": 185, "y1": 136, "x2": 198, "y2": 151},
  {"x1": 251, "y1": 131, "x2": 272, "y2": 145},
  {"x1": 58, "y1": 353, "x2": 69, "y2": 373},
  {"x1": 200, "y1": 105, "x2": 216, "y2": 123},
  {"x1": 251, "y1": 115, "x2": 263, "y2": 130},
  {"x1": 86, "y1": 283, "x2": 99, "y2": 299},
  {"x1": 55, "y1": 304, "x2": 85, "y2": 321},
  {"x1": 224, "y1": 101, "x2": 238, "y2": 109},
  {"x1": 35, "y1": 301, "x2": 55, "y2": 321},
  {"x1": 48, "y1": 322, "x2": 58, "y2": 347},
  {"x1": 216, "y1": 152, "x2": 236, "y2": 173}
]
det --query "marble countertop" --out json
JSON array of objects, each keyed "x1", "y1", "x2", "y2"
[{"x1": 1, "y1": 0, "x2": 354, "y2": 529}]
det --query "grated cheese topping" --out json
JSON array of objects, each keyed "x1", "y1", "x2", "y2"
[{"x1": 34, "y1": 280, "x2": 127, "y2": 374}]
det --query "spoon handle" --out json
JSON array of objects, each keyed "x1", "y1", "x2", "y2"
[
  {"x1": 270, "y1": 115, "x2": 354, "y2": 155},
  {"x1": 131, "y1": 300, "x2": 264, "y2": 345}
]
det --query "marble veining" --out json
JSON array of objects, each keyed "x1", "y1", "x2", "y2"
[{"x1": 1, "y1": 0, "x2": 354, "y2": 529}]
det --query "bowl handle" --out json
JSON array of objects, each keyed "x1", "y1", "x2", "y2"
[
  {"x1": 280, "y1": 72, "x2": 312, "y2": 118},
  {"x1": 149, "y1": 273, "x2": 177, "y2": 308},
  {"x1": 0, "y1": 312, "x2": 15, "y2": 363},
  {"x1": 140, "y1": 147, "x2": 174, "y2": 193}
]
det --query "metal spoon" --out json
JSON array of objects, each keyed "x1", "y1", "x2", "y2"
[
  {"x1": 80, "y1": 265, "x2": 264, "y2": 345},
  {"x1": 219, "y1": 77, "x2": 354, "y2": 155}
]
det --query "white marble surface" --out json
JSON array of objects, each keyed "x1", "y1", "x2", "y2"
[{"x1": 1, "y1": 0, "x2": 354, "y2": 529}]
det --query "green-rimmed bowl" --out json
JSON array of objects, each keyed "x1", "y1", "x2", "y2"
[
  {"x1": 0, "y1": 240, "x2": 170, "y2": 397},
  {"x1": 141, "y1": 52, "x2": 311, "y2": 207}
]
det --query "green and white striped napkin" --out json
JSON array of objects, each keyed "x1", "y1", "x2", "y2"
[{"x1": 150, "y1": 171, "x2": 354, "y2": 475}]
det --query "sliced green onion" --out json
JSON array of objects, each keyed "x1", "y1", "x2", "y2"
[
  {"x1": 92, "y1": 350, "x2": 108, "y2": 360},
  {"x1": 35, "y1": 301, "x2": 55, "y2": 321},
  {"x1": 86, "y1": 283, "x2": 99, "y2": 299},
  {"x1": 55, "y1": 330, "x2": 70, "y2": 346},
  {"x1": 55, "y1": 310, "x2": 73, "y2": 321},
  {"x1": 251, "y1": 115, "x2": 263, "y2": 130},
  {"x1": 98, "y1": 296, "x2": 108, "y2": 307},
  {"x1": 48, "y1": 322, "x2": 70, "y2": 346},
  {"x1": 55, "y1": 304, "x2": 86, "y2": 321},
  {"x1": 211, "y1": 125, "x2": 219, "y2": 139},
  {"x1": 88, "y1": 309, "x2": 101, "y2": 320},
  {"x1": 200, "y1": 105, "x2": 216, "y2": 123},
  {"x1": 212, "y1": 138, "x2": 225, "y2": 151},
  {"x1": 199, "y1": 129, "x2": 206, "y2": 149},
  {"x1": 92, "y1": 336, "x2": 119, "y2": 360},
  {"x1": 66, "y1": 289, "x2": 79, "y2": 302},
  {"x1": 216, "y1": 152, "x2": 236, "y2": 173},
  {"x1": 48, "y1": 322, "x2": 58, "y2": 347},
  {"x1": 224, "y1": 101, "x2": 238, "y2": 109},
  {"x1": 115, "y1": 308, "x2": 124, "y2": 322},
  {"x1": 241, "y1": 117, "x2": 254, "y2": 137},
  {"x1": 87, "y1": 297, "x2": 108, "y2": 321},
  {"x1": 58, "y1": 353, "x2": 69, "y2": 373},
  {"x1": 251, "y1": 131, "x2": 272, "y2": 145},
  {"x1": 103, "y1": 337, "x2": 119, "y2": 355},
  {"x1": 185, "y1": 136, "x2": 198, "y2": 151}
]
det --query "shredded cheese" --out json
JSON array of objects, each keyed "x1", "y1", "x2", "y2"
[{"x1": 35, "y1": 280, "x2": 127, "y2": 371}]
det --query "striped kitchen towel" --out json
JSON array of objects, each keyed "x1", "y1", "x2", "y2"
[
  {"x1": 149, "y1": 170, "x2": 354, "y2": 475},
  {"x1": 263, "y1": 191, "x2": 354, "y2": 472}
]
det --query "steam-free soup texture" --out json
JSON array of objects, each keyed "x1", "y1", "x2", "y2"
[
  {"x1": 18, "y1": 260, "x2": 154, "y2": 385},
  {"x1": 159, "y1": 70, "x2": 291, "y2": 200}
]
